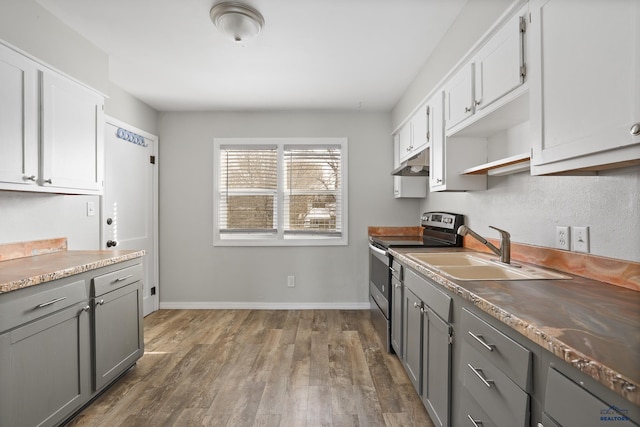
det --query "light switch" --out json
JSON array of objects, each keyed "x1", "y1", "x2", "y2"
[{"x1": 87, "y1": 202, "x2": 96, "y2": 217}]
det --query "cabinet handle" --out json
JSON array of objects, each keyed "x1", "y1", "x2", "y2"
[
  {"x1": 468, "y1": 331, "x2": 495, "y2": 352},
  {"x1": 434, "y1": 178, "x2": 443, "y2": 184},
  {"x1": 467, "y1": 364, "x2": 494, "y2": 388},
  {"x1": 426, "y1": 106, "x2": 431, "y2": 142},
  {"x1": 394, "y1": 283, "x2": 401, "y2": 289},
  {"x1": 115, "y1": 275, "x2": 134, "y2": 282},
  {"x1": 44, "y1": 178, "x2": 53, "y2": 184},
  {"x1": 631, "y1": 123, "x2": 640, "y2": 136},
  {"x1": 467, "y1": 414, "x2": 484, "y2": 427},
  {"x1": 23, "y1": 175, "x2": 36, "y2": 182},
  {"x1": 413, "y1": 302, "x2": 421, "y2": 309},
  {"x1": 36, "y1": 296, "x2": 66, "y2": 308},
  {"x1": 464, "y1": 106, "x2": 472, "y2": 113},
  {"x1": 96, "y1": 299, "x2": 105, "y2": 306},
  {"x1": 82, "y1": 305, "x2": 91, "y2": 312},
  {"x1": 474, "y1": 99, "x2": 481, "y2": 106}
]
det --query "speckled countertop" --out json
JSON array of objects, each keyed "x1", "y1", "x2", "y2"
[
  {"x1": 390, "y1": 247, "x2": 640, "y2": 407},
  {"x1": 0, "y1": 250, "x2": 146, "y2": 294}
]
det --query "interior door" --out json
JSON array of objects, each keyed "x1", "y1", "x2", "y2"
[{"x1": 102, "y1": 119, "x2": 158, "y2": 316}]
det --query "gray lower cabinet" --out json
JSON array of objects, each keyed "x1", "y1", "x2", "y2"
[
  {"x1": 422, "y1": 306, "x2": 451, "y2": 427},
  {"x1": 402, "y1": 268, "x2": 453, "y2": 427},
  {"x1": 403, "y1": 285, "x2": 422, "y2": 392},
  {"x1": 92, "y1": 264, "x2": 144, "y2": 390},
  {"x1": 0, "y1": 279, "x2": 90, "y2": 427},
  {"x1": 391, "y1": 271, "x2": 403, "y2": 357},
  {"x1": 0, "y1": 259, "x2": 144, "y2": 427}
]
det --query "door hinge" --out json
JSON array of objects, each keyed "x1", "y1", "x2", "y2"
[
  {"x1": 520, "y1": 64, "x2": 527, "y2": 78},
  {"x1": 519, "y1": 16, "x2": 527, "y2": 32},
  {"x1": 150, "y1": 155, "x2": 156, "y2": 164}
]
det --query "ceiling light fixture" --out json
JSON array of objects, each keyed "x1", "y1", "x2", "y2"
[{"x1": 210, "y1": 2, "x2": 265, "y2": 44}]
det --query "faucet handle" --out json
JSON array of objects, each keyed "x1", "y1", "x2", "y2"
[{"x1": 489, "y1": 226, "x2": 510, "y2": 239}]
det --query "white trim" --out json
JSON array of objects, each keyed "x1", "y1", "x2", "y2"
[{"x1": 160, "y1": 301, "x2": 371, "y2": 310}]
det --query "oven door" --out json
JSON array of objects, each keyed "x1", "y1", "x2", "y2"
[{"x1": 369, "y1": 243, "x2": 391, "y2": 351}]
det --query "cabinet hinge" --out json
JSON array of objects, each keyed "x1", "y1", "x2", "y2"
[
  {"x1": 520, "y1": 64, "x2": 527, "y2": 78},
  {"x1": 150, "y1": 155, "x2": 156, "y2": 164},
  {"x1": 519, "y1": 16, "x2": 527, "y2": 33},
  {"x1": 448, "y1": 332, "x2": 454, "y2": 345}
]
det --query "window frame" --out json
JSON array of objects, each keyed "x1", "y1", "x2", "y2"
[{"x1": 213, "y1": 137, "x2": 348, "y2": 246}]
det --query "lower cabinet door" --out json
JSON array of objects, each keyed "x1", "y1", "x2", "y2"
[
  {"x1": 403, "y1": 287, "x2": 422, "y2": 393},
  {"x1": 422, "y1": 308, "x2": 451, "y2": 427},
  {"x1": 93, "y1": 281, "x2": 143, "y2": 390},
  {"x1": 0, "y1": 304, "x2": 90, "y2": 427}
]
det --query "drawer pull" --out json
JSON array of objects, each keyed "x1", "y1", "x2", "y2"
[
  {"x1": 115, "y1": 274, "x2": 134, "y2": 282},
  {"x1": 96, "y1": 299, "x2": 105, "y2": 306},
  {"x1": 468, "y1": 331, "x2": 495, "y2": 352},
  {"x1": 36, "y1": 296, "x2": 67, "y2": 308},
  {"x1": 467, "y1": 414, "x2": 484, "y2": 426},
  {"x1": 468, "y1": 363, "x2": 494, "y2": 388}
]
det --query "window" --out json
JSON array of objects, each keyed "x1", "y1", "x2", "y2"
[{"x1": 213, "y1": 138, "x2": 348, "y2": 246}]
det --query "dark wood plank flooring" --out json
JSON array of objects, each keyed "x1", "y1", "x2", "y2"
[{"x1": 67, "y1": 309, "x2": 434, "y2": 427}]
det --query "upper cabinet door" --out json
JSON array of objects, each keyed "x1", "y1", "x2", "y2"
[
  {"x1": 41, "y1": 70, "x2": 104, "y2": 192},
  {"x1": 530, "y1": 0, "x2": 640, "y2": 174},
  {"x1": 0, "y1": 45, "x2": 38, "y2": 187},
  {"x1": 444, "y1": 63, "x2": 474, "y2": 131},
  {"x1": 410, "y1": 102, "x2": 429, "y2": 155},
  {"x1": 473, "y1": 7, "x2": 525, "y2": 113}
]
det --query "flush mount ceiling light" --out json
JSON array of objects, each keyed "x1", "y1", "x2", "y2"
[{"x1": 210, "y1": 2, "x2": 265, "y2": 44}]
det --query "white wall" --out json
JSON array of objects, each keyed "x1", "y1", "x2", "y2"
[
  {"x1": 419, "y1": 167, "x2": 640, "y2": 262},
  {"x1": 157, "y1": 111, "x2": 420, "y2": 306},
  {"x1": 0, "y1": 0, "x2": 109, "y2": 94}
]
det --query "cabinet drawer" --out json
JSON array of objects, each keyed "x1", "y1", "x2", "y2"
[
  {"x1": 461, "y1": 342, "x2": 529, "y2": 427},
  {"x1": 460, "y1": 388, "x2": 498, "y2": 427},
  {"x1": 405, "y1": 269, "x2": 451, "y2": 321},
  {"x1": 461, "y1": 308, "x2": 531, "y2": 391},
  {"x1": 544, "y1": 367, "x2": 637, "y2": 427},
  {"x1": 92, "y1": 264, "x2": 142, "y2": 297},
  {"x1": 0, "y1": 279, "x2": 87, "y2": 334}
]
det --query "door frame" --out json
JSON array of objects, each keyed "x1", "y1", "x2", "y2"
[{"x1": 102, "y1": 115, "x2": 159, "y2": 315}]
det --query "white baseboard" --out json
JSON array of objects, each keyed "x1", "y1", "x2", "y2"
[{"x1": 159, "y1": 301, "x2": 371, "y2": 310}]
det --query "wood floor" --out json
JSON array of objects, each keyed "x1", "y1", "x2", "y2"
[{"x1": 67, "y1": 309, "x2": 434, "y2": 427}]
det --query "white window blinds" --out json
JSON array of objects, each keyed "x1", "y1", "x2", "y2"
[
  {"x1": 214, "y1": 138, "x2": 348, "y2": 246},
  {"x1": 284, "y1": 146, "x2": 341, "y2": 236}
]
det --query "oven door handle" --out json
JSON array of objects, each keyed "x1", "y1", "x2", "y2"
[{"x1": 368, "y1": 244, "x2": 388, "y2": 257}]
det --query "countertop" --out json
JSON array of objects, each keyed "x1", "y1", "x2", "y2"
[
  {"x1": 0, "y1": 250, "x2": 146, "y2": 294},
  {"x1": 390, "y1": 247, "x2": 640, "y2": 407}
]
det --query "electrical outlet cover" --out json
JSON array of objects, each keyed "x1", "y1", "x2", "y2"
[
  {"x1": 572, "y1": 226, "x2": 590, "y2": 253},
  {"x1": 555, "y1": 226, "x2": 570, "y2": 250}
]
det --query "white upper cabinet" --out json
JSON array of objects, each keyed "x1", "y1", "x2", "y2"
[
  {"x1": 0, "y1": 43, "x2": 104, "y2": 194},
  {"x1": 0, "y1": 45, "x2": 38, "y2": 188},
  {"x1": 399, "y1": 102, "x2": 430, "y2": 163},
  {"x1": 41, "y1": 70, "x2": 104, "y2": 192},
  {"x1": 473, "y1": 9, "x2": 525, "y2": 114},
  {"x1": 444, "y1": 63, "x2": 474, "y2": 132},
  {"x1": 431, "y1": 90, "x2": 487, "y2": 192},
  {"x1": 529, "y1": 0, "x2": 640, "y2": 174},
  {"x1": 446, "y1": 4, "x2": 528, "y2": 136}
]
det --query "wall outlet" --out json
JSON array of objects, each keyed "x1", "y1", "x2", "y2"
[
  {"x1": 287, "y1": 275, "x2": 295, "y2": 288},
  {"x1": 555, "y1": 226, "x2": 570, "y2": 250},
  {"x1": 572, "y1": 226, "x2": 590, "y2": 253}
]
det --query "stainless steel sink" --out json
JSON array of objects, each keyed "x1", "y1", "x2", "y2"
[{"x1": 406, "y1": 252, "x2": 571, "y2": 281}]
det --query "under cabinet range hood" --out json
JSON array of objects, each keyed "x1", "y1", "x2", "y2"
[{"x1": 391, "y1": 149, "x2": 429, "y2": 176}]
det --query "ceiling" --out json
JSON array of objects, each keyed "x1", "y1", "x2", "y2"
[{"x1": 36, "y1": 0, "x2": 467, "y2": 112}]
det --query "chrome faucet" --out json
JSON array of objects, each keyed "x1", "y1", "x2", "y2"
[{"x1": 457, "y1": 225, "x2": 511, "y2": 264}]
